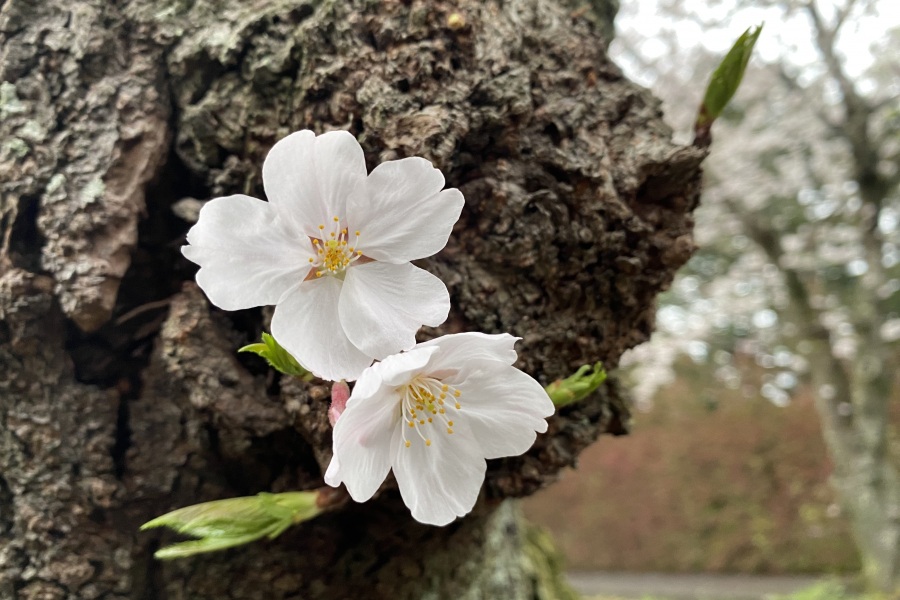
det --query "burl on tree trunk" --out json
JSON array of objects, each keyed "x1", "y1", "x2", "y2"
[{"x1": 0, "y1": 0, "x2": 704, "y2": 598}]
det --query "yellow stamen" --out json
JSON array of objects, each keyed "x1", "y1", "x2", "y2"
[
  {"x1": 308, "y1": 222, "x2": 365, "y2": 276},
  {"x1": 400, "y1": 375, "x2": 465, "y2": 447}
]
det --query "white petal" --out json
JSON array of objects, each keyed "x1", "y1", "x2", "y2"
[
  {"x1": 271, "y1": 278, "x2": 374, "y2": 381},
  {"x1": 262, "y1": 130, "x2": 367, "y2": 237},
  {"x1": 371, "y1": 346, "x2": 439, "y2": 387},
  {"x1": 324, "y1": 455, "x2": 342, "y2": 487},
  {"x1": 350, "y1": 157, "x2": 465, "y2": 262},
  {"x1": 392, "y1": 422, "x2": 486, "y2": 526},
  {"x1": 313, "y1": 131, "x2": 368, "y2": 222},
  {"x1": 182, "y1": 195, "x2": 309, "y2": 311},
  {"x1": 346, "y1": 359, "x2": 387, "y2": 402},
  {"x1": 339, "y1": 262, "x2": 450, "y2": 360},
  {"x1": 262, "y1": 130, "x2": 322, "y2": 237},
  {"x1": 417, "y1": 332, "x2": 519, "y2": 375},
  {"x1": 453, "y1": 365, "x2": 555, "y2": 459},
  {"x1": 329, "y1": 382, "x2": 399, "y2": 502}
]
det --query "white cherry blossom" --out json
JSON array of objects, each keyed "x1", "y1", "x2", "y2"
[
  {"x1": 181, "y1": 130, "x2": 464, "y2": 381},
  {"x1": 324, "y1": 333, "x2": 555, "y2": 526}
]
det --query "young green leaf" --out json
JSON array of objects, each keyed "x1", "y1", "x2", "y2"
[
  {"x1": 239, "y1": 332, "x2": 313, "y2": 380},
  {"x1": 151, "y1": 531, "x2": 276, "y2": 560},
  {"x1": 546, "y1": 362, "x2": 607, "y2": 408},
  {"x1": 694, "y1": 23, "x2": 763, "y2": 147},
  {"x1": 141, "y1": 491, "x2": 321, "y2": 559}
]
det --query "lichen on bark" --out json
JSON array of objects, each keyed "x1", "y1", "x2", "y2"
[{"x1": 1, "y1": 0, "x2": 704, "y2": 597}]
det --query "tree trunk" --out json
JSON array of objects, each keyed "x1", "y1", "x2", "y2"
[
  {"x1": 0, "y1": 0, "x2": 705, "y2": 598},
  {"x1": 741, "y1": 206, "x2": 900, "y2": 593},
  {"x1": 803, "y1": 334, "x2": 900, "y2": 593}
]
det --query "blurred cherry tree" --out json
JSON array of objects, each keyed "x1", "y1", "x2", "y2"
[{"x1": 612, "y1": 0, "x2": 899, "y2": 591}]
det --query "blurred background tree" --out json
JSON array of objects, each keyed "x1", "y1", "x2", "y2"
[{"x1": 612, "y1": 0, "x2": 899, "y2": 591}]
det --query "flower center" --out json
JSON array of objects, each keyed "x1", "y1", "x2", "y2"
[
  {"x1": 400, "y1": 375, "x2": 463, "y2": 448},
  {"x1": 308, "y1": 216, "x2": 363, "y2": 278}
]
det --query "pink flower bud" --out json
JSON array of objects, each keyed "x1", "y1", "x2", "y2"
[{"x1": 328, "y1": 381, "x2": 350, "y2": 426}]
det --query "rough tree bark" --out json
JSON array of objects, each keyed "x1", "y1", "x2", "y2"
[{"x1": 0, "y1": 0, "x2": 705, "y2": 598}]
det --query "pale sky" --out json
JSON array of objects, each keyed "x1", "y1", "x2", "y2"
[{"x1": 611, "y1": 0, "x2": 897, "y2": 88}]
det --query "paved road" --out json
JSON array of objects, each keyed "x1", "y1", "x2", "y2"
[{"x1": 566, "y1": 572, "x2": 825, "y2": 599}]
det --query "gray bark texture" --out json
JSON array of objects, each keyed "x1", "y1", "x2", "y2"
[{"x1": 0, "y1": 0, "x2": 705, "y2": 598}]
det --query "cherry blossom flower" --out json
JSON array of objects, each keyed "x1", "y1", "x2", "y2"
[
  {"x1": 324, "y1": 333, "x2": 555, "y2": 526},
  {"x1": 181, "y1": 130, "x2": 464, "y2": 381}
]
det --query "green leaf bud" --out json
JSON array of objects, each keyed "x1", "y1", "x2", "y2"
[
  {"x1": 546, "y1": 362, "x2": 607, "y2": 408},
  {"x1": 239, "y1": 332, "x2": 313, "y2": 380},
  {"x1": 141, "y1": 491, "x2": 321, "y2": 559},
  {"x1": 694, "y1": 23, "x2": 763, "y2": 147}
]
